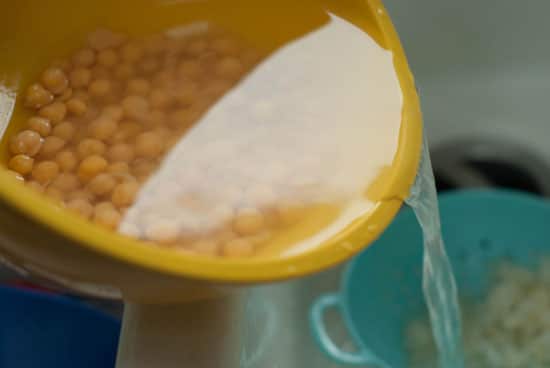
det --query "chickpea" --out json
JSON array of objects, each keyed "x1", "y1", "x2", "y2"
[
  {"x1": 102, "y1": 105, "x2": 123, "y2": 121},
  {"x1": 126, "y1": 78, "x2": 150, "y2": 96},
  {"x1": 78, "y1": 155, "x2": 108, "y2": 182},
  {"x1": 45, "y1": 186, "x2": 65, "y2": 202},
  {"x1": 66, "y1": 198, "x2": 94, "y2": 219},
  {"x1": 77, "y1": 138, "x2": 106, "y2": 159},
  {"x1": 108, "y1": 143, "x2": 135, "y2": 163},
  {"x1": 144, "y1": 109, "x2": 167, "y2": 127},
  {"x1": 110, "y1": 121, "x2": 142, "y2": 143},
  {"x1": 66, "y1": 97, "x2": 88, "y2": 116},
  {"x1": 233, "y1": 207, "x2": 265, "y2": 236},
  {"x1": 57, "y1": 88, "x2": 73, "y2": 102},
  {"x1": 69, "y1": 67, "x2": 92, "y2": 88},
  {"x1": 41, "y1": 67, "x2": 69, "y2": 95},
  {"x1": 191, "y1": 239, "x2": 220, "y2": 256},
  {"x1": 92, "y1": 66, "x2": 110, "y2": 79},
  {"x1": 111, "y1": 180, "x2": 139, "y2": 207},
  {"x1": 174, "y1": 83, "x2": 198, "y2": 106},
  {"x1": 177, "y1": 60, "x2": 202, "y2": 79},
  {"x1": 120, "y1": 42, "x2": 144, "y2": 63},
  {"x1": 55, "y1": 150, "x2": 78, "y2": 172},
  {"x1": 107, "y1": 162, "x2": 130, "y2": 176},
  {"x1": 31, "y1": 161, "x2": 59, "y2": 184},
  {"x1": 93, "y1": 203, "x2": 121, "y2": 229},
  {"x1": 121, "y1": 95, "x2": 149, "y2": 120},
  {"x1": 215, "y1": 57, "x2": 243, "y2": 78},
  {"x1": 8, "y1": 154, "x2": 34, "y2": 175},
  {"x1": 10, "y1": 130, "x2": 43, "y2": 156},
  {"x1": 27, "y1": 180, "x2": 45, "y2": 193},
  {"x1": 27, "y1": 116, "x2": 52, "y2": 136},
  {"x1": 149, "y1": 88, "x2": 171, "y2": 109},
  {"x1": 66, "y1": 189, "x2": 95, "y2": 202},
  {"x1": 97, "y1": 49, "x2": 119, "y2": 68},
  {"x1": 87, "y1": 173, "x2": 117, "y2": 196},
  {"x1": 135, "y1": 132, "x2": 163, "y2": 158},
  {"x1": 50, "y1": 173, "x2": 80, "y2": 191},
  {"x1": 52, "y1": 121, "x2": 76, "y2": 141},
  {"x1": 145, "y1": 221, "x2": 180, "y2": 244},
  {"x1": 88, "y1": 28, "x2": 125, "y2": 51},
  {"x1": 114, "y1": 63, "x2": 135, "y2": 80},
  {"x1": 88, "y1": 79, "x2": 112, "y2": 98},
  {"x1": 89, "y1": 116, "x2": 118, "y2": 141},
  {"x1": 223, "y1": 238, "x2": 254, "y2": 258},
  {"x1": 73, "y1": 48, "x2": 96, "y2": 67},
  {"x1": 212, "y1": 37, "x2": 239, "y2": 56},
  {"x1": 139, "y1": 58, "x2": 159, "y2": 74},
  {"x1": 38, "y1": 102, "x2": 67, "y2": 124},
  {"x1": 187, "y1": 39, "x2": 208, "y2": 56},
  {"x1": 25, "y1": 83, "x2": 54, "y2": 108},
  {"x1": 39, "y1": 136, "x2": 66, "y2": 157}
]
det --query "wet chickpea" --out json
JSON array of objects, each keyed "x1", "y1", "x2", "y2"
[
  {"x1": 223, "y1": 238, "x2": 254, "y2": 258},
  {"x1": 45, "y1": 186, "x2": 65, "y2": 202},
  {"x1": 127, "y1": 78, "x2": 150, "y2": 96},
  {"x1": 89, "y1": 79, "x2": 112, "y2": 98},
  {"x1": 50, "y1": 173, "x2": 80, "y2": 191},
  {"x1": 92, "y1": 66, "x2": 110, "y2": 79},
  {"x1": 27, "y1": 180, "x2": 45, "y2": 193},
  {"x1": 114, "y1": 63, "x2": 135, "y2": 80},
  {"x1": 233, "y1": 208, "x2": 265, "y2": 236},
  {"x1": 25, "y1": 83, "x2": 54, "y2": 108},
  {"x1": 55, "y1": 150, "x2": 78, "y2": 172},
  {"x1": 41, "y1": 67, "x2": 69, "y2": 94},
  {"x1": 149, "y1": 88, "x2": 171, "y2": 109},
  {"x1": 67, "y1": 189, "x2": 94, "y2": 202},
  {"x1": 57, "y1": 88, "x2": 73, "y2": 102},
  {"x1": 215, "y1": 57, "x2": 243, "y2": 78},
  {"x1": 77, "y1": 138, "x2": 106, "y2": 159},
  {"x1": 120, "y1": 42, "x2": 143, "y2": 63},
  {"x1": 102, "y1": 105, "x2": 124, "y2": 121},
  {"x1": 27, "y1": 116, "x2": 52, "y2": 137},
  {"x1": 111, "y1": 180, "x2": 139, "y2": 208},
  {"x1": 52, "y1": 121, "x2": 76, "y2": 141},
  {"x1": 69, "y1": 68, "x2": 92, "y2": 88},
  {"x1": 107, "y1": 162, "x2": 130, "y2": 177},
  {"x1": 122, "y1": 95, "x2": 149, "y2": 120},
  {"x1": 89, "y1": 116, "x2": 118, "y2": 141},
  {"x1": 40, "y1": 136, "x2": 66, "y2": 157},
  {"x1": 39, "y1": 102, "x2": 67, "y2": 124},
  {"x1": 66, "y1": 97, "x2": 88, "y2": 116},
  {"x1": 139, "y1": 58, "x2": 159, "y2": 74},
  {"x1": 135, "y1": 132, "x2": 163, "y2": 158},
  {"x1": 97, "y1": 49, "x2": 119, "y2": 68},
  {"x1": 32, "y1": 161, "x2": 59, "y2": 184},
  {"x1": 192, "y1": 239, "x2": 220, "y2": 256},
  {"x1": 110, "y1": 121, "x2": 142, "y2": 143},
  {"x1": 66, "y1": 198, "x2": 94, "y2": 219},
  {"x1": 87, "y1": 173, "x2": 117, "y2": 196},
  {"x1": 8, "y1": 154, "x2": 34, "y2": 175},
  {"x1": 73, "y1": 48, "x2": 96, "y2": 67},
  {"x1": 78, "y1": 155, "x2": 108, "y2": 182},
  {"x1": 5, "y1": 170, "x2": 24, "y2": 182},
  {"x1": 187, "y1": 39, "x2": 208, "y2": 56},
  {"x1": 108, "y1": 143, "x2": 135, "y2": 163},
  {"x1": 177, "y1": 60, "x2": 202, "y2": 79},
  {"x1": 93, "y1": 203, "x2": 121, "y2": 229},
  {"x1": 88, "y1": 29, "x2": 125, "y2": 51},
  {"x1": 10, "y1": 130, "x2": 43, "y2": 156}
]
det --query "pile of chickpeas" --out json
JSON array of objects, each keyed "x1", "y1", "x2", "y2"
[{"x1": 4, "y1": 26, "x2": 298, "y2": 258}]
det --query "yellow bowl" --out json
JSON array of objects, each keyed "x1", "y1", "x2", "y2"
[{"x1": 0, "y1": 0, "x2": 422, "y2": 302}]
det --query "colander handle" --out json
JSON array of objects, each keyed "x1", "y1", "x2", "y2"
[{"x1": 310, "y1": 293, "x2": 388, "y2": 367}]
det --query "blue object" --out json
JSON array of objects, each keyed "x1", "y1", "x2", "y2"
[
  {"x1": 0, "y1": 286, "x2": 120, "y2": 368},
  {"x1": 311, "y1": 190, "x2": 550, "y2": 367}
]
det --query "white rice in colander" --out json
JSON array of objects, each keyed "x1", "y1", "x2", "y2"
[{"x1": 406, "y1": 259, "x2": 550, "y2": 368}]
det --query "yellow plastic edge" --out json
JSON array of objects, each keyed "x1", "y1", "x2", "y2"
[{"x1": 0, "y1": 0, "x2": 422, "y2": 284}]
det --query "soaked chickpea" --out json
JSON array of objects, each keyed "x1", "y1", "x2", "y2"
[
  {"x1": 31, "y1": 161, "x2": 59, "y2": 184},
  {"x1": 70, "y1": 68, "x2": 92, "y2": 88},
  {"x1": 97, "y1": 49, "x2": 119, "y2": 68},
  {"x1": 27, "y1": 116, "x2": 52, "y2": 137},
  {"x1": 78, "y1": 155, "x2": 108, "y2": 182},
  {"x1": 89, "y1": 116, "x2": 118, "y2": 141},
  {"x1": 55, "y1": 150, "x2": 78, "y2": 172},
  {"x1": 111, "y1": 180, "x2": 139, "y2": 208},
  {"x1": 66, "y1": 198, "x2": 94, "y2": 219},
  {"x1": 50, "y1": 173, "x2": 80, "y2": 191},
  {"x1": 135, "y1": 132, "x2": 163, "y2": 158},
  {"x1": 88, "y1": 173, "x2": 117, "y2": 196},
  {"x1": 40, "y1": 136, "x2": 66, "y2": 157},
  {"x1": 41, "y1": 67, "x2": 69, "y2": 95},
  {"x1": 77, "y1": 138, "x2": 107, "y2": 159},
  {"x1": 89, "y1": 79, "x2": 112, "y2": 98},
  {"x1": 7, "y1": 27, "x2": 270, "y2": 258},
  {"x1": 10, "y1": 130, "x2": 43, "y2": 156},
  {"x1": 8, "y1": 154, "x2": 34, "y2": 175},
  {"x1": 39, "y1": 102, "x2": 67, "y2": 124},
  {"x1": 108, "y1": 143, "x2": 135, "y2": 163},
  {"x1": 25, "y1": 83, "x2": 54, "y2": 108},
  {"x1": 66, "y1": 97, "x2": 88, "y2": 116},
  {"x1": 52, "y1": 121, "x2": 76, "y2": 141}
]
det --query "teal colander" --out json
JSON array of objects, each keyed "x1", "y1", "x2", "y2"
[{"x1": 311, "y1": 190, "x2": 550, "y2": 367}]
